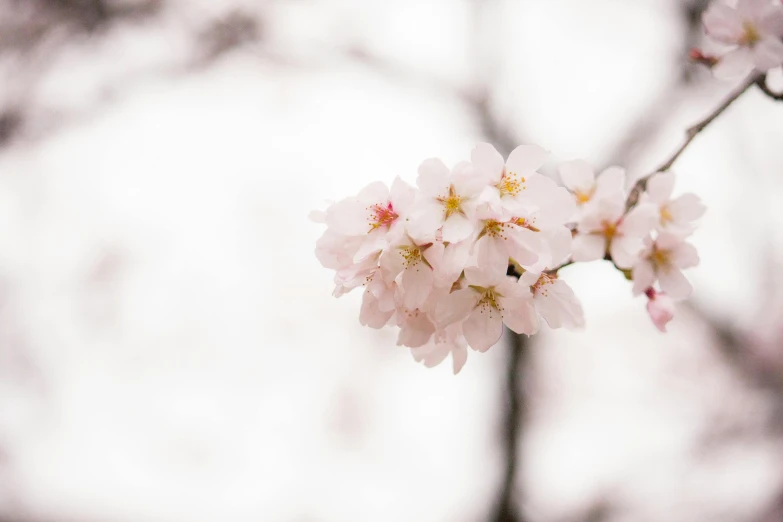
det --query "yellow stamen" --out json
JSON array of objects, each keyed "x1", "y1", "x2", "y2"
[{"x1": 437, "y1": 185, "x2": 463, "y2": 218}]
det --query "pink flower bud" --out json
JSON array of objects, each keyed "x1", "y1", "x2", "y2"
[{"x1": 645, "y1": 288, "x2": 676, "y2": 333}]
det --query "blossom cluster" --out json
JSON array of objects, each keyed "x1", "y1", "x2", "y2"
[
  {"x1": 698, "y1": 0, "x2": 783, "y2": 78},
  {"x1": 313, "y1": 144, "x2": 705, "y2": 373}
]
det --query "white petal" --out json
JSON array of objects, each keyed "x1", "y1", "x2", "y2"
[
  {"x1": 437, "y1": 288, "x2": 476, "y2": 326},
  {"x1": 506, "y1": 144, "x2": 549, "y2": 175},
  {"x1": 645, "y1": 172, "x2": 675, "y2": 204},
  {"x1": 357, "y1": 180, "x2": 390, "y2": 203},
  {"x1": 752, "y1": 36, "x2": 783, "y2": 71},
  {"x1": 668, "y1": 193, "x2": 706, "y2": 223},
  {"x1": 397, "y1": 314, "x2": 435, "y2": 348},
  {"x1": 417, "y1": 158, "x2": 451, "y2": 197},
  {"x1": 594, "y1": 166, "x2": 626, "y2": 200},
  {"x1": 471, "y1": 142, "x2": 505, "y2": 181},
  {"x1": 703, "y1": 3, "x2": 744, "y2": 42},
  {"x1": 610, "y1": 235, "x2": 643, "y2": 269},
  {"x1": 632, "y1": 259, "x2": 656, "y2": 296},
  {"x1": 475, "y1": 235, "x2": 510, "y2": 279},
  {"x1": 463, "y1": 307, "x2": 503, "y2": 352},
  {"x1": 558, "y1": 159, "x2": 595, "y2": 193},
  {"x1": 758, "y1": 7, "x2": 783, "y2": 35},
  {"x1": 671, "y1": 242, "x2": 700, "y2": 269},
  {"x1": 464, "y1": 264, "x2": 505, "y2": 288},
  {"x1": 360, "y1": 290, "x2": 394, "y2": 329},
  {"x1": 442, "y1": 213, "x2": 475, "y2": 243},
  {"x1": 619, "y1": 203, "x2": 657, "y2": 237},
  {"x1": 713, "y1": 48, "x2": 754, "y2": 79},
  {"x1": 658, "y1": 267, "x2": 693, "y2": 301},
  {"x1": 543, "y1": 226, "x2": 573, "y2": 268},
  {"x1": 452, "y1": 343, "x2": 468, "y2": 374},
  {"x1": 571, "y1": 233, "x2": 606, "y2": 262},
  {"x1": 390, "y1": 176, "x2": 416, "y2": 215},
  {"x1": 402, "y1": 263, "x2": 434, "y2": 310},
  {"x1": 325, "y1": 199, "x2": 371, "y2": 235},
  {"x1": 408, "y1": 201, "x2": 444, "y2": 239},
  {"x1": 502, "y1": 298, "x2": 539, "y2": 335},
  {"x1": 738, "y1": 0, "x2": 772, "y2": 20},
  {"x1": 506, "y1": 227, "x2": 540, "y2": 268}
]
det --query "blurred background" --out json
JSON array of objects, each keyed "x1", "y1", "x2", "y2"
[{"x1": 0, "y1": 0, "x2": 782, "y2": 521}]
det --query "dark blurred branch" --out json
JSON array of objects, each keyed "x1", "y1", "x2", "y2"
[{"x1": 490, "y1": 332, "x2": 528, "y2": 522}]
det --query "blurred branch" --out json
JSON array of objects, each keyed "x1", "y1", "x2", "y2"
[
  {"x1": 490, "y1": 332, "x2": 528, "y2": 522},
  {"x1": 625, "y1": 72, "x2": 761, "y2": 208}
]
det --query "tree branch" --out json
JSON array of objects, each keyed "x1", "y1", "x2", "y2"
[{"x1": 624, "y1": 71, "x2": 762, "y2": 208}]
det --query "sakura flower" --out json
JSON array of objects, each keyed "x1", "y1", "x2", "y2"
[
  {"x1": 572, "y1": 199, "x2": 657, "y2": 269},
  {"x1": 643, "y1": 172, "x2": 706, "y2": 236},
  {"x1": 359, "y1": 278, "x2": 396, "y2": 329},
  {"x1": 470, "y1": 142, "x2": 550, "y2": 214},
  {"x1": 396, "y1": 307, "x2": 437, "y2": 348},
  {"x1": 632, "y1": 233, "x2": 700, "y2": 301},
  {"x1": 325, "y1": 177, "x2": 415, "y2": 261},
  {"x1": 473, "y1": 217, "x2": 541, "y2": 277},
  {"x1": 437, "y1": 266, "x2": 538, "y2": 352},
  {"x1": 520, "y1": 271, "x2": 585, "y2": 330},
  {"x1": 409, "y1": 158, "x2": 486, "y2": 243},
  {"x1": 380, "y1": 234, "x2": 441, "y2": 310},
  {"x1": 645, "y1": 288, "x2": 677, "y2": 332},
  {"x1": 703, "y1": 0, "x2": 783, "y2": 78},
  {"x1": 410, "y1": 323, "x2": 469, "y2": 374},
  {"x1": 558, "y1": 161, "x2": 625, "y2": 211}
]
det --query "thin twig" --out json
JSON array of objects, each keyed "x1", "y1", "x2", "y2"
[{"x1": 624, "y1": 71, "x2": 762, "y2": 208}]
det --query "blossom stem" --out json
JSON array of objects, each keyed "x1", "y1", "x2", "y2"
[{"x1": 625, "y1": 71, "x2": 763, "y2": 209}]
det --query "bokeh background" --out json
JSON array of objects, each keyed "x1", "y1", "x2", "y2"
[{"x1": 0, "y1": 0, "x2": 782, "y2": 521}]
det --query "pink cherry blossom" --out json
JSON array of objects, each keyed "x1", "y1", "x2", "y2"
[
  {"x1": 380, "y1": 234, "x2": 441, "y2": 310},
  {"x1": 703, "y1": 0, "x2": 783, "y2": 78},
  {"x1": 437, "y1": 266, "x2": 538, "y2": 352},
  {"x1": 645, "y1": 288, "x2": 677, "y2": 332},
  {"x1": 632, "y1": 233, "x2": 700, "y2": 301},
  {"x1": 519, "y1": 272, "x2": 585, "y2": 329},
  {"x1": 572, "y1": 199, "x2": 657, "y2": 269},
  {"x1": 643, "y1": 172, "x2": 706, "y2": 236},
  {"x1": 408, "y1": 158, "x2": 487, "y2": 243},
  {"x1": 470, "y1": 142, "x2": 550, "y2": 214},
  {"x1": 324, "y1": 177, "x2": 415, "y2": 262},
  {"x1": 558, "y1": 161, "x2": 626, "y2": 212}
]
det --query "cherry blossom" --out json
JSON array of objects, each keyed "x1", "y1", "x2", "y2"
[
  {"x1": 409, "y1": 159, "x2": 486, "y2": 243},
  {"x1": 437, "y1": 266, "x2": 538, "y2": 352},
  {"x1": 703, "y1": 0, "x2": 783, "y2": 78},
  {"x1": 642, "y1": 172, "x2": 706, "y2": 236},
  {"x1": 572, "y1": 198, "x2": 657, "y2": 269},
  {"x1": 632, "y1": 233, "x2": 700, "y2": 301},
  {"x1": 409, "y1": 323, "x2": 469, "y2": 374},
  {"x1": 519, "y1": 271, "x2": 585, "y2": 330},
  {"x1": 558, "y1": 161, "x2": 625, "y2": 212}
]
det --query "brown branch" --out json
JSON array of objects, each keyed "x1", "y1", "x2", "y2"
[{"x1": 624, "y1": 71, "x2": 762, "y2": 209}]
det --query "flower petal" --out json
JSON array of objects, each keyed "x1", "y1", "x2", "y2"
[
  {"x1": 502, "y1": 298, "x2": 539, "y2": 335},
  {"x1": 442, "y1": 213, "x2": 475, "y2": 243},
  {"x1": 402, "y1": 263, "x2": 434, "y2": 310},
  {"x1": 753, "y1": 36, "x2": 783, "y2": 71},
  {"x1": 610, "y1": 235, "x2": 644, "y2": 269},
  {"x1": 471, "y1": 142, "x2": 505, "y2": 181},
  {"x1": 571, "y1": 233, "x2": 606, "y2": 262},
  {"x1": 436, "y1": 288, "x2": 476, "y2": 326},
  {"x1": 713, "y1": 47, "x2": 754, "y2": 79},
  {"x1": 703, "y1": 3, "x2": 744, "y2": 42},
  {"x1": 658, "y1": 266, "x2": 693, "y2": 301},
  {"x1": 506, "y1": 144, "x2": 549, "y2": 175},
  {"x1": 632, "y1": 259, "x2": 656, "y2": 296},
  {"x1": 463, "y1": 307, "x2": 503, "y2": 352},
  {"x1": 417, "y1": 158, "x2": 451, "y2": 197},
  {"x1": 645, "y1": 172, "x2": 675, "y2": 204},
  {"x1": 558, "y1": 159, "x2": 595, "y2": 193}
]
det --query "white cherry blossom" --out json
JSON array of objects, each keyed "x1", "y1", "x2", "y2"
[
  {"x1": 558, "y1": 161, "x2": 625, "y2": 212},
  {"x1": 437, "y1": 266, "x2": 538, "y2": 352},
  {"x1": 703, "y1": 0, "x2": 783, "y2": 78},
  {"x1": 643, "y1": 171, "x2": 706, "y2": 236},
  {"x1": 410, "y1": 323, "x2": 469, "y2": 374},
  {"x1": 519, "y1": 271, "x2": 585, "y2": 330},
  {"x1": 632, "y1": 233, "x2": 700, "y2": 301}
]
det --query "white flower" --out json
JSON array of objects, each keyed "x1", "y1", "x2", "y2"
[
  {"x1": 380, "y1": 234, "x2": 440, "y2": 310},
  {"x1": 572, "y1": 199, "x2": 657, "y2": 269},
  {"x1": 408, "y1": 159, "x2": 487, "y2": 243},
  {"x1": 645, "y1": 289, "x2": 676, "y2": 333},
  {"x1": 437, "y1": 266, "x2": 538, "y2": 352},
  {"x1": 324, "y1": 177, "x2": 415, "y2": 262},
  {"x1": 410, "y1": 323, "x2": 469, "y2": 374},
  {"x1": 520, "y1": 272, "x2": 585, "y2": 329},
  {"x1": 558, "y1": 161, "x2": 626, "y2": 213},
  {"x1": 396, "y1": 307, "x2": 437, "y2": 348},
  {"x1": 703, "y1": 0, "x2": 783, "y2": 78},
  {"x1": 470, "y1": 142, "x2": 550, "y2": 214},
  {"x1": 632, "y1": 233, "x2": 700, "y2": 301},
  {"x1": 643, "y1": 172, "x2": 706, "y2": 236}
]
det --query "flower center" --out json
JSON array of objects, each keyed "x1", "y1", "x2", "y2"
[
  {"x1": 740, "y1": 21, "x2": 761, "y2": 46},
  {"x1": 471, "y1": 286, "x2": 503, "y2": 313},
  {"x1": 399, "y1": 245, "x2": 422, "y2": 267},
  {"x1": 601, "y1": 220, "x2": 617, "y2": 241},
  {"x1": 436, "y1": 185, "x2": 463, "y2": 218},
  {"x1": 650, "y1": 247, "x2": 670, "y2": 268},
  {"x1": 532, "y1": 273, "x2": 555, "y2": 296},
  {"x1": 574, "y1": 188, "x2": 594, "y2": 204},
  {"x1": 513, "y1": 217, "x2": 540, "y2": 232},
  {"x1": 483, "y1": 219, "x2": 509, "y2": 238},
  {"x1": 368, "y1": 202, "x2": 398, "y2": 231},
  {"x1": 497, "y1": 170, "x2": 526, "y2": 197},
  {"x1": 660, "y1": 205, "x2": 673, "y2": 224}
]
